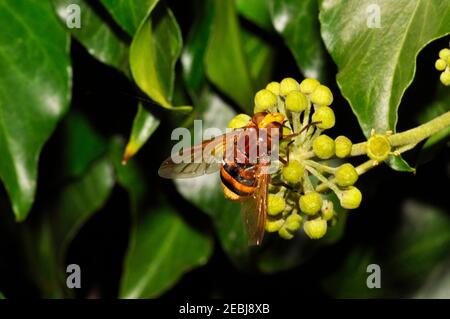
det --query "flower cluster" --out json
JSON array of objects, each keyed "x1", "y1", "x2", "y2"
[{"x1": 435, "y1": 48, "x2": 450, "y2": 86}]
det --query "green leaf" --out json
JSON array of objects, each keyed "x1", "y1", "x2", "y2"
[
  {"x1": 236, "y1": 0, "x2": 272, "y2": 31},
  {"x1": 173, "y1": 88, "x2": 251, "y2": 266},
  {"x1": 319, "y1": 0, "x2": 450, "y2": 136},
  {"x1": 387, "y1": 155, "x2": 416, "y2": 173},
  {"x1": 130, "y1": 5, "x2": 191, "y2": 112},
  {"x1": 120, "y1": 206, "x2": 213, "y2": 298},
  {"x1": 99, "y1": 0, "x2": 159, "y2": 36},
  {"x1": 0, "y1": 0, "x2": 71, "y2": 220},
  {"x1": 270, "y1": 0, "x2": 327, "y2": 80},
  {"x1": 411, "y1": 257, "x2": 450, "y2": 298},
  {"x1": 205, "y1": 0, "x2": 254, "y2": 111},
  {"x1": 53, "y1": 0, "x2": 129, "y2": 72},
  {"x1": 52, "y1": 157, "x2": 115, "y2": 255},
  {"x1": 123, "y1": 104, "x2": 160, "y2": 163}
]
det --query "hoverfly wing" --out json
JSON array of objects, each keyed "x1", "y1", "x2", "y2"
[
  {"x1": 158, "y1": 133, "x2": 237, "y2": 179},
  {"x1": 240, "y1": 167, "x2": 270, "y2": 245}
]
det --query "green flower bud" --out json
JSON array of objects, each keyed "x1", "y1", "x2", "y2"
[
  {"x1": 440, "y1": 70, "x2": 450, "y2": 86},
  {"x1": 438, "y1": 48, "x2": 450, "y2": 59},
  {"x1": 310, "y1": 85, "x2": 333, "y2": 106},
  {"x1": 285, "y1": 213, "x2": 302, "y2": 231},
  {"x1": 303, "y1": 217, "x2": 327, "y2": 239},
  {"x1": 282, "y1": 160, "x2": 304, "y2": 184},
  {"x1": 278, "y1": 227, "x2": 294, "y2": 240},
  {"x1": 299, "y1": 78, "x2": 320, "y2": 94},
  {"x1": 335, "y1": 163, "x2": 359, "y2": 187},
  {"x1": 227, "y1": 114, "x2": 252, "y2": 129},
  {"x1": 299, "y1": 192, "x2": 323, "y2": 216},
  {"x1": 366, "y1": 134, "x2": 391, "y2": 161},
  {"x1": 312, "y1": 134, "x2": 335, "y2": 159},
  {"x1": 312, "y1": 106, "x2": 335, "y2": 130},
  {"x1": 285, "y1": 91, "x2": 308, "y2": 112},
  {"x1": 266, "y1": 81, "x2": 280, "y2": 95},
  {"x1": 254, "y1": 89, "x2": 277, "y2": 113},
  {"x1": 268, "y1": 194, "x2": 286, "y2": 216},
  {"x1": 340, "y1": 186, "x2": 362, "y2": 209},
  {"x1": 335, "y1": 135, "x2": 352, "y2": 158},
  {"x1": 321, "y1": 200, "x2": 334, "y2": 221},
  {"x1": 265, "y1": 218, "x2": 285, "y2": 232},
  {"x1": 435, "y1": 59, "x2": 447, "y2": 71},
  {"x1": 280, "y1": 77, "x2": 300, "y2": 95}
]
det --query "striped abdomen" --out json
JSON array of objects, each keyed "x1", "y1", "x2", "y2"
[{"x1": 220, "y1": 163, "x2": 257, "y2": 201}]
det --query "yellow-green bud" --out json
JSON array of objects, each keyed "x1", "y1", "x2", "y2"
[
  {"x1": 268, "y1": 194, "x2": 286, "y2": 216},
  {"x1": 299, "y1": 192, "x2": 323, "y2": 216},
  {"x1": 340, "y1": 186, "x2": 362, "y2": 209},
  {"x1": 265, "y1": 218, "x2": 285, "y2": 232},
  {"x1": 278, "y1": 227, "x2": 294, "y2": 240},
  {"x1": 321, "y1": 200, "x2": 334, "y2": 221},
  {"x1": 312, "y1": 106, "x2": 335, "y2": 130},
  {"x1": 438, "y1": 48, "x2": 450, "y2": 59},
  {"x1": 266, "y1": 81, "x2": 280, "y2": 95},
  {"x1": 335, "y1": 135, "x2": 352, "y2": 158},
  {"x1": 335, "y1": 163, "x2": 359, "y2": 187},
  {"x1": 440, "y1": 70, "x2": 450, "y2": 86},
  {"x1": 227, "y1": 114, "x2": 252, "y2": 129},
  {"x1": 312, "y1": 134, "x2": 335, "y2": 159},
  {"x1": 285, "y1": 91, "x2": 308, "y2": 112},
  {"x1": 280, "y1": 77, "x2": 300, "y2": 95},
  {"x1": 282, "y1": 160, "x2": 304, "y2": 184},
  {"x1": 310, "y1": 85, "x2": 333, "y2": 106},
  {"x1": 366, "y1": 134, "x2": 391, "y2": 161},
  {"x1": 435, "y1": 59, "x2": 447, "y2": 71},
  {"x1": 303, "y1": 217, "x2": 327, "y2": 239},
  {"x1": 254, "y1": 89, "x2": 277, "y2": 113},
  {"x1": 299, "y1": 78, "x2": 320, "y2": 94},
  {"x1": 285, "y1": 213, "x2": 302, "y2": 232}
]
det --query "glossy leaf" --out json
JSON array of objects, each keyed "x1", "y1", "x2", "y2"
[
  {"x1": 388, "y1": 156, "x2": 416, "y2": 173},
  {"x1": 99, "y1": 0, "x2": 159, "y2": 36},
  {"x1": 236, "y1": 0, "x2": 272, "y2": 31},
  {"x1": 270, "y1": 0, "x2": 327, "y2": 80},
  {"x1": 205, "y1": 0, "x2": 254, "y2": 111},
  {"x1": 123, "y1": 104, "x2": 160, "y2": 163},
  {"x1": 320, "y1": 0, "x2": 450, "y2": 136},
  {"x1": 120, "y1": 207, "x2": 213, "y2": 298},
  {"x1": 130, "y1": 5, "x2": 191, "y2": 112},
  {"x1": 0, "y1": 0, "x2": 71, "y2": 220},
  {"x1": 53, "y1": 0, "x2": 129, "y2": 72}
]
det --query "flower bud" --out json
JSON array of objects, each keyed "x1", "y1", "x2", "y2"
[
  {"x1": 285, "y1": 213, "x2": 302, "y2": 231},
  {"x1": 312, "y1": 134, "x2": 335, "y2": 159},
  {"x1": 285, "y1": 91, "x2": 308, "y2": 112},
  {"x1": 438, "y1": 48, "x2": 450, "y2": 59},
  {"x1": 282, "y1": 160, "x2": 304, "y2": 184},
  {"x1": 278, "y1": 227, "x2": 294, "y2": 240},
  {"x1": 227, "y1": 114, "x2": 252, "y2": 129},
  {"x1": 303, "y1": 217, "x2": 327, "y2": 239},
  {"x1": 310, "y1": 85, "x2": 333, "y2": 106},
  {"x1": 265, "y1": 218, "x2": 285, "y2": 232},
  {"x1": 312, "y1": 106, "x2": 335, "y2": 129},
  {"x1": 335, "y1": 135, "x2": 352, "y2": 158},
  {"x1": 280, "y1": 77, "x2": 300, "y2": 95},
  {"x1": 266, "y1": 81, "x2": 280, "y2": 95},
  {"x1": 299, "y1": 78, "x2": 320, "y2": 94},
  {"x1": 340, "y1": 186, "x2": 362, "y2": 209},
  {"x1": 335, "y1": 163, "x2": 359, "y2": 187},
  {"x1": 366, "y1": 134, "x2": 391, "y2": 161},
  {"x1": 321, "y1": 200, "x2": 334, "y2": 221},
  {"x1": 440, "y1": 70, "x2": 450, "y2": 86},
  {"x1": 268, "y1": 194, "x2": 286, "y2": 216},
  {"x1": 435, "y1": 59, "x2": 447, "y2": 71},
  {"x1": 299, "y1": 192, "x2": 323, "y2": 215},
  {"x1": 254, "y1": 89, "x2": 277, "y2": 113}
]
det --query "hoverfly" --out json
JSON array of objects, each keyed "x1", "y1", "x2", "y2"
[{"x1": 158, "y1": 112, "x2": 308, "y2": 245}]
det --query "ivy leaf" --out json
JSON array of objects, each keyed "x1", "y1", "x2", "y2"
[
  {"x1": 388, "y1": 156, "x2": 416, "y2": 173},
  {"x1": 130, "y1": 5, "x2": 191, "y2": 112},
  {"x1": 205, "y1": 0, "x2": 254, "y2": 111},
  {"x1": 320, "y1": 0, "x2": 450, "y2": 136},
  {"x1": 270, "y1": 0, "x2": 327, "y2": 80},
  {"x1": 99, "y1": 0, "x2": 159, "y2": 36},
  {"x1": 53, "y1": 0, "x2": 129, "y2": 72},
  {"x1": 236, "y1": 0, "x2": 272, "y2": 31},
  {"x1": 120, "y1": 206, "x2": 213, "y2": 298},
  {"x1": 122, "y1": 104, "x2": 160, "y2": 163},
  {"x1": 0, "y1": 0, "x2": 71, "y2": 221}
]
